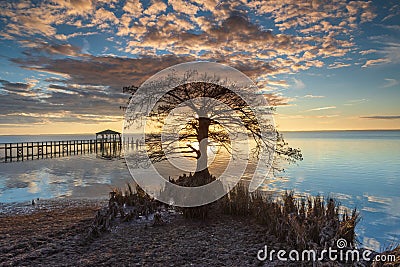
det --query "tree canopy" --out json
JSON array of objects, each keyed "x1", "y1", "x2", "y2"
[{"x1": 123, "y1": 68, "x2": 302, "y2": 182}]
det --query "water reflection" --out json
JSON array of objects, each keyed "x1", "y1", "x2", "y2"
[
  {"x1": 268, "y1": 132, "x2": 400, "y2": 251},
  {"x1": 0, "y1": 131, "x2": 399, "y2": 251},
  {"x1": 0, "y1": 154, "x2": 131, "y2": 202}
]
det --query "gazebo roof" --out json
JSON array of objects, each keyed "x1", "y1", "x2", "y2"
[{"x1": 96, "y1": 129, "x2": 121, "y2": 135}]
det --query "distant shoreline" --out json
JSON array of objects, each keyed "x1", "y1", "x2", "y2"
[
  {"x1": 1, "y1": 129, "x2": 400, "y2": 137},
  {"x1": 281, "y1": 129, "x2": 400, "y2": 132}
]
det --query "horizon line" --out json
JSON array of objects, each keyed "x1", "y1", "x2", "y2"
[{"x1": 1, "y1": 129, "x2": 400, "y2": 136}]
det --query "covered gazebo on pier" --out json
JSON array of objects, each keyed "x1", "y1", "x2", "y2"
[{"x1": 95, "y1": 129, "x2": 122, "y2": 158}]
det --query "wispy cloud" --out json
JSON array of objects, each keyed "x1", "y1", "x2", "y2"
[
  {"x1": 362, "y1": 36, "x2": 400, "y2": 68},
  {"x1": 303, "y1": 95, "x2": 325, "y2": 99},
  {"x1": 328, "y1": 62, "x2": 351, "y2": 69},
  {"x1": 268, "y1": 80, "x2": 289, "y2": 87},
  {"x1": 306, "y1": 106, "x2": 336, "y2": 112},
  {"x1": 293, "y1": 78, "x2": 305, "y2": 89},
  {"x1": 359, "y1": 49, "x2": 377, "y2": 55},
  {"x1": 360, "y1": 115, "x2": 400, "y2": 120},
  {"x1": 382, "y1": 3, "x2": 400, "y2": 22},
  {"x1": 381, "y1": 42, "x2": 400, "y2": 65},
  {"x1": 277, "y1": 114, "x2": 338, "y2": 119},
  {"x1": 344, "y1": 99, "x2": 369, "y2": 106},
  {"x1": 315, "y1": 114, "x2": 339, "y2": 119},
  {"x1": 382, "y1": 78, "x2": 399, "y2": 88},
  {"x1": 382, "y1": 25, "x2": 400, "y2": 31},
  {"x1": 264, "y1": 93, "x2": 295, "y2": 107},
  {"x1": 362, "y1": 58, "x2": 391, "y2": 68}
]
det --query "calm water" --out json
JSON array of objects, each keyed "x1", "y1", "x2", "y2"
[
  {"x1": 0, "y1": 131, "x2": 399, "y2": 251},
  {"x1": 267, "y1": 130, "x2": 400, "y2": 251}
]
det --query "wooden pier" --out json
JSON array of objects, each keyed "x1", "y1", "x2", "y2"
[
  {"x1": 0, "y1": 138, "x2": 144, "y2": 163},
  {"x1": 0, "y1": 139, "x2": 116, "y2": 163},
  {"x1": 0, "y1": 129, "x2": 144, "y2": 163},
  {"x1": 0, "y1": 130, "x2": 148, "y2": 162}
]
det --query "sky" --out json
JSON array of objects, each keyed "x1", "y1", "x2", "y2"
[{"x1": 0, "y1": 0, "x2": 399, "y2": 135}]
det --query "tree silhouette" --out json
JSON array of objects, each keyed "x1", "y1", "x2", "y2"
[{"x1": 123, "y1": 68, "x2": 302, "y2": 186}]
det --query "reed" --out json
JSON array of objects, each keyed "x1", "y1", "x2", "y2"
[
  {"x1": 219, "y1": 183, "x2": 360, "y2": 250},
  {"x1": 100, "y1": 176, "x2": 360, "y2": 252},
  {"x1": 167, "y1": 171, "x2": 218, "y2": 220},
  {"x1": 110, "y1": 182, "x2": 162, "y2": 219},
  {"x1": 85, "y1": 183, "x2": 163, "y2": 241}
]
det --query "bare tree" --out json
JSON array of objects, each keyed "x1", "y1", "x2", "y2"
[{"x1": 123, "y1": 68, "x2": 302, "y2": 183}]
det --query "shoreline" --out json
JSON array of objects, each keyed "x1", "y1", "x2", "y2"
[
  {"x1": 0, "y1": 197, "x2": 108, "y2": 216},
  {"x1": 0, "y1": 196, "x2": 395, "y2": 252},
  {"x1": 1, "y1": 198, "x2": 398, "y2": 266},
  {"x1": 0, "y1": 198, "x2": 270, "y2": 266}
]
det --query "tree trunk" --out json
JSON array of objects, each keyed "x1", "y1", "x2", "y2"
[{"x1": 196, "y1": 117, "x2": 210, "y2": 175}]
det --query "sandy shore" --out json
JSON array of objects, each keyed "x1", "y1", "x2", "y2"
[
  {"x1": 0, "y1": 200, "x2": 398, "y2": 266},
  {"x1": 0, "y1": 199, "x2": 275, "y2": 266}
]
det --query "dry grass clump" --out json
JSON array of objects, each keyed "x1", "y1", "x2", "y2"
[
  {"x1": 86, "y1": 183, "x2": 163, "y2": 241},
  {"x1": 110, "y1": 183, "x2": 163, "y2": 221},
  {"x1": 92, "y1": 174, "x2": 360, "y2": 254},
  {"x1": 219, "y1": 183, "x2": 360, "y2": 250},
  {"x1": 165, "y1": 171, "x2": 221, "y2": 220}
]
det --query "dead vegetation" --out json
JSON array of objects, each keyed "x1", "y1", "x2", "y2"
[
  {"x1": 90, "y1": 172, "x2": 360, "y2": 255},
  {"x1": 85, "y1": 183, "x2": 164, "y2": 241},
  {"x1": 219, "y1": 183, "x2": 360, "y2": 251}
]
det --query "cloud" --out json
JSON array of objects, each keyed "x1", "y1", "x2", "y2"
[
  {"x1": 0, "y1": 112, "x2": 122, "y2": 125},
  {"x1": 328, "y1": 62, "x2": 351, "y2": 69},
  {"x1": 363, "y1": 37, "x2": 400, "y2": 68},
  {"x1": 306, "y1": 106, "x2": 336, "y2": 112},
  {"x1": 144, "y1": 0, "x2": 168, "y2": 16},
  {"x1": 92, "y1": 7, "x2": 119, "y2": 26},
  {"x1": 303, "y1": 95, "x2": 325, "y2": 98},
  {"x1": 0, "y1": 79, "x2": 34, "y2": 91},
  {"x1": 382, "y1": 78, "x2": 399, "y2": 88},
  {"x1": 315, "y1": 114, "x2": 339, "y2": 119},
  {"x1": 268, "y1": 80, "x2": 289, "y2": 87},
  {"x1": 382, "y1": 3, "x2": 400, "y2": 22},
  {"x1": 123, "y1": 0, "x2": 143, "y2": 17},
  {"x1": 0, "y1": 79, "x2": 127, "y2": 124},
  {"x1": 362, "y1": 58, "x2": 391, "y2": 68},
  {"x1": 263, "y1": 93, "x2": 295, "y2": 107},
  {"x1": 12, "y1": 54, "x2": 195, "y2": 91},
  {"x1": 4, "y1": 54, "x2": 203, "y2": 123},
  {"x1": 0, "y1": 79, "x2": 41, "y2": 98},
  {"x1": 360, "y1": 115, "x2": 400, "y2": 120},
  {"x1": 168, "y1": 0, "x2": 199, "y2": 15},
  {"x1": 381, "y1": 42, "x2": 400, "y2": 65},
  {"x1": 52, "y1": 0, "x2": 94, "y2": 15},
  {"x1": 292, "y1": 78, "x2": 305, "y2": 89},
  {"x1": 359, "y1": 49, "x2": 377, "y2": 55},
  {"x1": 382, "y1": 25, "x2": 400, "y2": 31},
  {"x1": 0, "y1": 0, "x2": 384, "y2": 127},
  {"x1": 277, "y1": 114, "x2": 339, "y2": 119},
  {"x1": 20, "y1": 41, "x2": 84, "y2": 57},
  {"x1": 0, "y1": 0, "x2": 378, "y2": 79},
  {"x1": 4, "y1": 52, "x2": 297, "y2": 123},
  {"x1": 344, "y1": 98, "x2": 368, "y2": 106}
]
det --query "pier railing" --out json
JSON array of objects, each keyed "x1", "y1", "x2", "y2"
[{"x1": 0, "y1": 139, "x2": 135, "y2": 163}]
